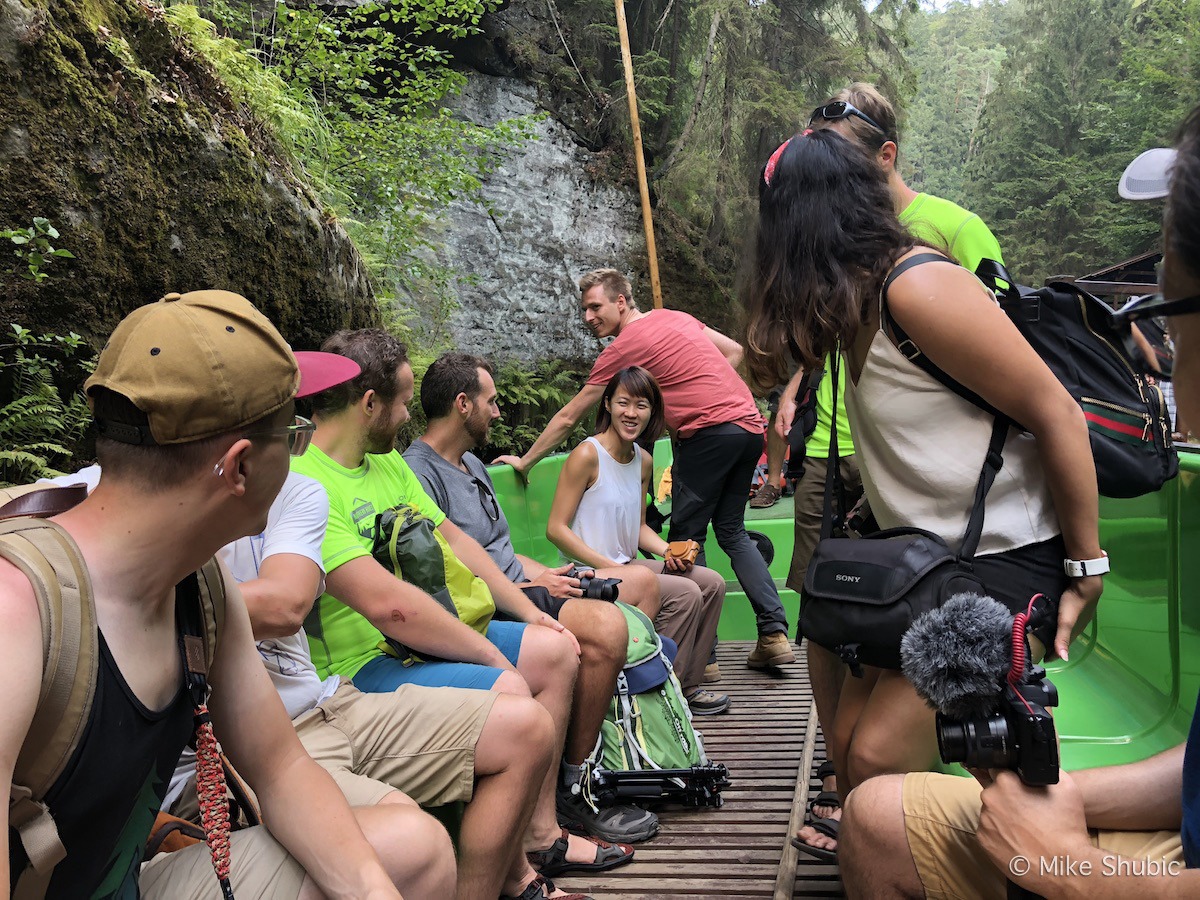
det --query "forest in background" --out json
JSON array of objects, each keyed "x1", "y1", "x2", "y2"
[{"x1": 3, "y1": 0, "x2": 1198, "y2": 479}]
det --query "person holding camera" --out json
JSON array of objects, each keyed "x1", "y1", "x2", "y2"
[
  {"x1": 838, "y1": 103, "x2": 1200, "y2": 899},
  {"x1": 405, "y1": 352, "x2": 661, "y2": 846},
  {"x1": 545, "y1": 366, "x2": 729, "y2": 716},
  {"x1": 743, "y1": 126, "x2": 1103, "y2": 860}
]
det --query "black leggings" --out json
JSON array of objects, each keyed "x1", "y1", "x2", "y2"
[{"x1": 972, "y1": 534, "x2": 1069, "y2": 650}]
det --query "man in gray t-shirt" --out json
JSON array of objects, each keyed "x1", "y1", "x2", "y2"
[{"x1": 404, "y1": 353, "x2": 661, "y2": 845}]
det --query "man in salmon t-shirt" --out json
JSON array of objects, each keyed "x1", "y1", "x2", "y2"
[{"x1": 496, "y1": 269, "x2": 793, "y2": 671}]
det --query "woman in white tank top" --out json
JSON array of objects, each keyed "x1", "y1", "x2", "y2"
[
  {"x1": 742, "y1": 128, "x2": 1104, "y2": 855},
  {"x1": 546, "y1": 367, "x2": 730, "y2": 714}
]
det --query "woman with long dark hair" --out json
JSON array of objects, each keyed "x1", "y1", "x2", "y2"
[
  {"x1": 546, "y1": 366, "x2": 729, "y2": 716},
  {"x1": 744, "y1": 128, "x2": 1103, "y2": 858}
]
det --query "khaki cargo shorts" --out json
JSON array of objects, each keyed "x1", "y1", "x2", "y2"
[{"x1": 903, "y1": 771, "x2": 1184, "y2": 900}]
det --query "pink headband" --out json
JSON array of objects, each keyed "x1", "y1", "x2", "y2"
[{"x1": 763, "y1": 130, "x2": 813, "y2": 187}]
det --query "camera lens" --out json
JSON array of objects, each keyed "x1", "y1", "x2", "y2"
[{"x1": 936, "y1": 715, "x2": 1013, "y2": 769}]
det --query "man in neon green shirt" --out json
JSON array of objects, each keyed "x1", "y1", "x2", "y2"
[
  {"x1": 784, "y1": 82, "x2": 1005, "y2": 861},
  {"x1": 293, "y1": 328, "x2": 637, "y2": 893}
]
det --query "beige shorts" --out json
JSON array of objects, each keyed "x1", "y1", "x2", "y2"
[
  {"x1": 172, "y1": 680, "x2": 496, "y2": 819},
  {"x1": 903, "y1": 771, "x2": 1184, "y2": 900},
  {"x1": 140, "y1": 826, "x2": 306, "y2": 899}
]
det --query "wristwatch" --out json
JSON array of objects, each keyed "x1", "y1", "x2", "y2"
[{"x1": 1063, "y1": 552, "x2": 1109, "y2": 578}]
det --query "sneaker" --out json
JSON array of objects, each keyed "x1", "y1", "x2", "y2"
[
  {"x1": 746, "y1": 631, "x2": 796, "y2": 669},
  {"x1": 557, "y1": 788, "x2": 659, "y2": 843},
  {"x1": 686, "y1": 688, "x2": 731, "y2": 716},
  {"x1": 704, "y1": 662, "x2": 722, "y2": 683}
]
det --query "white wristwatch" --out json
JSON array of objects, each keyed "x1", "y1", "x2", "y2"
[{"x1": 1063, "y1": 552, "x2": 1109, "y2": 578}]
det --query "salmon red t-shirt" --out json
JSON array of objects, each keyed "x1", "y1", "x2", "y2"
[{"x1": 586, "y1": 309, "x2": 764, "y2": 439}]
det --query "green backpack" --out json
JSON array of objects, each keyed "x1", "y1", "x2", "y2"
[{"x1": 586, "y1": 602, "x2": 728, "y2": 807}]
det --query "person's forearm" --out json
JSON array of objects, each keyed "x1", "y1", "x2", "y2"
[
  {"x1": 362, "y1": 589, "x2": 510, "y2": 669},
  {"x1": 240, "y1": 581, "x2": 312, "y2": 641},
  {"x1": 520, "y1": 409, "x2": 581, "y2": 469},
  {"x1": 516, "y1": 553, "x2": 549, "y2": 579},
  {"x1": 1032, "y1": 403, "x2": 1102, "y2": 560},
  {"x1": 546, "y1": 522, "x2": 620, "y2": 570},
  {"x1": 1034, "y1": 846, "x2": 1198, "y2": 900},
  {"x1": 639, "y1": 524, "x2": 669, "y2": 558},
  {"x1": 448, "y1": 532, "x2": 542, "y2": 622},
  {"x1": 256, "y1": 753, "x2": 399, "y2": 899},
  {"x1": 1075, "y1": 744, "x2": 1184, "y2": 830}
]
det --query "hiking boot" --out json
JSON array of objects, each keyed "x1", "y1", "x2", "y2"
[
  {"x1": 557, "y1": 789, "x2": 659, "y2": 843},
  {"x1": 704, "y1": 662, "x2": 722, "y2": 683},
  {"x1": 746, "y1": 631, "x2": 796, "y2": 669},
  {"x1": 686, "y1": 688, "x2": 731, "y2": 716}
]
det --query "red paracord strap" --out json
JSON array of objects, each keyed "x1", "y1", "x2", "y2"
[{"x1": 194, "y1": 705, "x2": 235, "y2": 900}]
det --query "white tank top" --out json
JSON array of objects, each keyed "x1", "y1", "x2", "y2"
[
  {"x1": 843, "y1": 318, "x2": 1061, "y2": 557},
  {"x1": 570, "y1": 437, "x2": 643, "y2": 565}
]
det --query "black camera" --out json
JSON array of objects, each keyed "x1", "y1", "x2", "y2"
[
  {"x1": 567, "y1": 566, "x2": 621, "y2": 601},
  {"x1": 936, "y1": 653, "x2": 1060, "y2": 786}
]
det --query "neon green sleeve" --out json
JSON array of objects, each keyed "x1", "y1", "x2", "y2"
[{"x1": 949, "y1": 214, "x2": 1004, "y2": 275}]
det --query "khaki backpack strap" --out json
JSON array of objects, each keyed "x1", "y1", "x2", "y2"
[
  {"x1": 195, "y1": 557, "x2": 227, "y2": 671},
  {"x1": 0, "y1": 518, "x2": 98, "y2": 879}
]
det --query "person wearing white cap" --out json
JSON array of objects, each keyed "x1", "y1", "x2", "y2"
[{"x1": 837, "y1": 103, "x2": 1200, "y2": 900}]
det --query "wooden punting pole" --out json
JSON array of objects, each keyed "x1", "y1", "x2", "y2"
[{"x1": 614, "y1": 0, "x2": 664, "y2": 309}]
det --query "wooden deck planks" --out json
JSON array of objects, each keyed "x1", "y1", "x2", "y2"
[{"x1": 556, "y1": 641, "x2": 843, "y2": 900}]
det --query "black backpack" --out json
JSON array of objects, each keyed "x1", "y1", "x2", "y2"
[{"x1": 883, "y1": 254, "x2": 1177, "y2": 499}]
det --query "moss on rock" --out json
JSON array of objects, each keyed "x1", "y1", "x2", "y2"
[{"x1": 0, "y1": 0, "x2": 377, "y2": 351}]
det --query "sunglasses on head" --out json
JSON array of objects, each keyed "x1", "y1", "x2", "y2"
[
  {"x1": 244, "y1": 415, "x2": 316, "y2": 457},
  {"x1": 809, "y1": 100, "x2": 886, "y2": 135}
]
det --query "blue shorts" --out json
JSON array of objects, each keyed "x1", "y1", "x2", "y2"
[{"x1": 352, "y1": 619, "x2": 528, "y2": 693}]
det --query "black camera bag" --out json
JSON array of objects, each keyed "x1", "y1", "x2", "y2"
[
  {"x1": 799, "y1": 279, "x2": 1008, "y2": 674},
  {"x1": 900, "y1": 255, "x2": 1175, "y2": 499}
]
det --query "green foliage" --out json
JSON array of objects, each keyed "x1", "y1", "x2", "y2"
[
  {"x1": 905, "y1": 0, "x2": 1197, "y2": 284},
  {"x1": 1, "y1": 219, "x2": 76, "y2": 283},
  {"x1": 483, "y1": 360, "x2": 593, "y2": 460},
  {"x1": 167, "y1": 2, "x2": 536, "y2": 342},
  {"x1": 0, "y1": 326, "x2": 96, "y2": 486}
]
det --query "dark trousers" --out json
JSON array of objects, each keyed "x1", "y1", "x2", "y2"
[{"x1": 668, "y1": 424, "x2": 788, "y2": 636}]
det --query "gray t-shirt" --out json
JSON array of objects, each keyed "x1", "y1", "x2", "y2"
[{"x1": 403, "y1": 439, "x2": 527, "y2": 583}]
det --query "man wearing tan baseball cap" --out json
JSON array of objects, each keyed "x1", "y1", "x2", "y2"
[{"x1": 1, "y1": 291, "x2": 453, "y2": 899}]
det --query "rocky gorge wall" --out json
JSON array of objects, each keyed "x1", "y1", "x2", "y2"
[{"x1": 438, "y1": 75, "x2": 643, "y2": 365}]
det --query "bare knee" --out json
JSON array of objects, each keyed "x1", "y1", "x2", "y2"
[
  {"x1": 520, "y1": 625, "x2": 580, "y2": 690},
  {"x1": 616, "y1": 565, "x2": 660, "y2": 608},
  {"x1": 491, "y1": 668, "x2": 533, "y2": 697},
  {"x1": 562, "y1": 600, "x2": 627, "y2": 670},
  {"x1": 359, "y1": 804, "x2": 457, "y2": 899},
  {"x1": 845, "y1": 736, "x2": 913, "y2": 786},
  {"x1": 478, "y1": 694, "x2": 556, "y2": 776},
  {"x1": 841, "y1": 776, "x2": 922, "y2": 899}
]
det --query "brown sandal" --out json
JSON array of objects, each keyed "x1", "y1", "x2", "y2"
[
  {"x1": 750, "y1": 482, "x2": 782, "y2": 508},
  {"x1": 500, "y1": 873, "x2": 593, "y2": 900},
  {"x1": 527, "y1": 826, "x2": 634, "y2": 876}
]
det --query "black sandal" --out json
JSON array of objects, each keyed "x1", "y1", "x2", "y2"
[
  {"x1": 500, "y1": 873, "x2": 592, "y2": 900},
  {"x1": 527, "y1": 826, "x2": 634, "y2": 877}
]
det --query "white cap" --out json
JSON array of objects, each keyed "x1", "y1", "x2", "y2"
[{"x1": 1119, "y1": 147, "x2": 1177, "y2": 200}]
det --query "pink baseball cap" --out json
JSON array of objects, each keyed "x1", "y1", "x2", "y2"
[{"x1": 295, "y1": 350, "x2": 361, "y2": 398}]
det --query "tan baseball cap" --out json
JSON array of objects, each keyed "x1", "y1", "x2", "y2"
[{"x1": 85, "y1": 290, "x2": 301, "y2": 445}]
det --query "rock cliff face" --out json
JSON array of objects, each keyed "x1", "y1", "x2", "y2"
[
  {"x1": 439, "y1": 75, "x2": 642, "y2": 364},
  {"x1": 0, "y1": 0, "x2": 376, "y2": 349}
]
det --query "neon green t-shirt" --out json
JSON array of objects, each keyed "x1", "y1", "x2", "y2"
[
  {"x1": 292, "y1": 445, "x2": 494, "y2": 679},
  {"x1": 899, "y1": 192, "x2": 1003, "y2": 274},
  {"x1": 805, "y1": 354, "x2": 853, "y2": 458}
]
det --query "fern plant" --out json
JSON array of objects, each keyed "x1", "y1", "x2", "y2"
[{"x1": 0, "y1": 326, "x2": 96, "y2": 486}]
